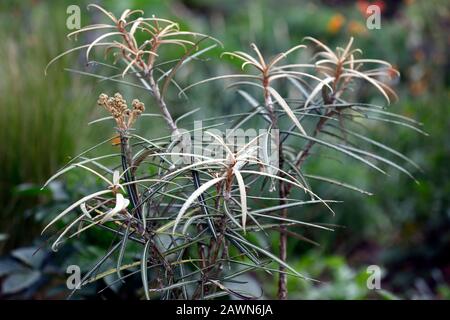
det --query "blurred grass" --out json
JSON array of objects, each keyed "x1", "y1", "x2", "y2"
[{"x1": 0, "y1": 1, "x2": 96, "y2": 252}]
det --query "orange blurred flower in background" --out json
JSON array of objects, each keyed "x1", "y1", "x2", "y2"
[
  {"x1": 327, "y1": 13, "x2": 346, "y2": 34},
  {"x1": 347, "y1": 20, "x2": 368, "y2": 36},
  {"x1": 357, "y1": 0, "x2": 386, "y2": 18}
]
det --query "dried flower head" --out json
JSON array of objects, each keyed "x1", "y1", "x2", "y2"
[
  {"x1": 128, "y1": 98, "x2": 145, "y2": 127},
  {"x1": 97, "y1": 92, "x2": 145, "y2": 130}
]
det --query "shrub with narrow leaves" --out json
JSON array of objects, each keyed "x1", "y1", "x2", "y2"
[{"x1": 44, "y1": 4, "x2": 424, "y2": 300}]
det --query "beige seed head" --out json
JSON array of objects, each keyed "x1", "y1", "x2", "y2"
[{"x1": 97, "y1": 93, "x2": 108, "y2": 105}]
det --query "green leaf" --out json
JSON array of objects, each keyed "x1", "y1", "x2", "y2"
[
  {"x1": 141, "y1": 240, "x2": 151, "y2": 300},
  {"x1": 225, "y1": 233, "x2": 313, "y2": 281}
]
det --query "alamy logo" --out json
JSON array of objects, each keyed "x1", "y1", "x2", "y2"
[
  {"x1": 366, "y1": 5, "x2": 381, "y2": 30},
  {"x1": 66, "y1": 5, "x2": 81, "y2": 30},
  {"x1": 169, "y1": 121, "x2": 280, "y2": 167},
  {"x1": 366, "y1": 265, "x2": 382, "y2": 290},
  {"x1": 66, "y1": 265, "x2": 81, "y2": 290}
]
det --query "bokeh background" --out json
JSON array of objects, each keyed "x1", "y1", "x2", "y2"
[{"x1": 0, "y1": 0, "x2": 449, "y2": 299}]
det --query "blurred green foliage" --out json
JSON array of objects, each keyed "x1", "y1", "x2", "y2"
[
  {"x1": 0, "y1": 1, "x2": 100, "y2": 252},
  {"x1": 0, "y1": 0, "x2": 448, "y2": 298}
]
